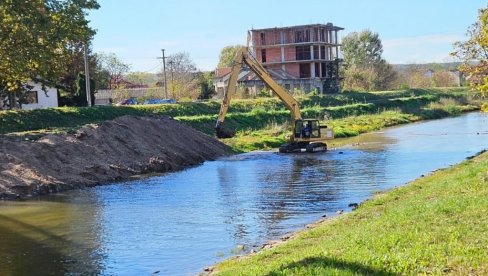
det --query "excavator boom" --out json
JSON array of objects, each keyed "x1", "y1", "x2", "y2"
[
  {"x1": 215, "y1": 48, "x2": 301, "y2": 138},
  {"x1": 215, "y1": 48, "x2": 333, "y2": 152}
]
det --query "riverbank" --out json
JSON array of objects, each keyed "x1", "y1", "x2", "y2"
[
  {"x1": 0, "y1": 115, "x2": 230, "y2": 199},
  {"x1": 0, "y1": 88, "x2": 479, "y2": 198},
  {"x1": 0, "y1": 88, "x2": 479, "y2": 153},
  {"x1": 211, "y1": 150, "x2": 488, "y2": 275}
]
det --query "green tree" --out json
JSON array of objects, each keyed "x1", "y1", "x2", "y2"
[
  {"x1": 342, "y1": 30, "x2": 383, "y2": 68},
  {"x1": 75, "y1": 73, "x2": 96, "y2": 106},
  {"x1": 197, "y1": 71, "x2": 215, "y2": 99},
  {"x1": 341, "y1": 30, "x2": 397, "y2": 91},
  {"x1": 0, "y1": 0, "x2": 99, "y2": 109},
  {"x1": 217, "y1": 45, "x2": 246, "y2": 68},
  {"x1": 452, "y1": 6, "x2": 488, "y2": 95}
]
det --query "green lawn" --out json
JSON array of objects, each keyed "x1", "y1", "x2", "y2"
[
  {"x1": 213, "y1": 150, "x2": 488, "y2": 275},
  {"x1": 0, "y1": 88, "x2": 480, "y2": 153}
]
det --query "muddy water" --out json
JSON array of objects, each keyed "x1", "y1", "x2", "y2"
[{"x1": 1, "y1": 112, "x2": 487, "y2": 275}]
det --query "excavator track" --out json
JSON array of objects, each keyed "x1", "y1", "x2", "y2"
[
  {"x1": 305, "y1": 142, "x2": 327, "y2": 153},
  {"x1": 278, "y1": 142, "x2": 309, "y2": 153}
]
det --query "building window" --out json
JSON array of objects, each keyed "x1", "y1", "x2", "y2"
[
  {"x1": 321, "y1": 63, "x2": 327, "y2": 77},
  {"x1": 299, "y1": 63, "x2": 311, "y2": 78},
  {"x1": 25, "y1": 90, "x2": 38, "y2": 104},
  {"x1": 320, "y1": 46, "x2": 326, "y2": 60},
  {"x1": 261, "y1": 49, "x2": 266, "y2": 63},
  {"x1": 294, "y1": 31, "x2": 303, "y2": 43},
  {"x1": 260, "y1": 32, "x2": 266, "y2": 45},
  {"x1": 313, "y1": 45, "x2": 319, "y2": 60},
  {"x1": 315, "y1": 63, "x2": 320, "y2": 77},
  {"x1": 296, "y1": 46, "x2": 311, "y2": 60}
]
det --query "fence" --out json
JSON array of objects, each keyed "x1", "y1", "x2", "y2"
[{"x1": 95, "y1": 87, "x2": 166, "y2": 104}]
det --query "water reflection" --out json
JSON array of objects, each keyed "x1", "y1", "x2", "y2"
[
  {"x1": 0, "y1": 112, "x2": 486, "y2": 275},
  {"x1": 0, "y1": 194, "x2": 104, "y2": 275}
]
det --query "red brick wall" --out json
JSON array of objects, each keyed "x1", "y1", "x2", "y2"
[
  {"x1": 286, "y1": 64, "x2": 300, "y2": 78},
  {"x1": 284, "y1": 46, "x2": 296, "y2": 62},
  {"x1": 266, "y1": 47, "x2": 281, "y2": 63}
]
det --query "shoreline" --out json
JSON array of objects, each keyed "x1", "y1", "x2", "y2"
[
  {"x1": 0, "y1": 115, "x2": 231, "y2": 200},
  {"x1": 210, "y1": 148, "x2": 488, "y2": 275}
]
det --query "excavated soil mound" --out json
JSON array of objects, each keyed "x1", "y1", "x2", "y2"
[{"x1": 0, "y1": 115, "x2": 230, "y2": 199}]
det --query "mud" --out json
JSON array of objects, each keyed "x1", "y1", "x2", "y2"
[{"x1": 0, "y1": 115, "x2": 230, "y2": 199}]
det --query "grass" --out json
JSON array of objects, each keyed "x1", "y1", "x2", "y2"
[
  {"x1": 213, "y1": 150, "x2": 488, "y2": 275},
  {"x1": 0, "y1": 88, "x2": 479, "y2": 152}
]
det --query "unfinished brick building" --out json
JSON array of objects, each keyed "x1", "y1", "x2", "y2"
[
  {"x1": 250, "y1": 23, "x2": 343, "y2": 93},
  {"x1": 213, "y1": 23, "x2": 344, "y2": 97}
]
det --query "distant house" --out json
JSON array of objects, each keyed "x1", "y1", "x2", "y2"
[
  {"x1": 110, "y1": 76, "x2": 149, "y2": 89},
  {"x1": 213, "y1": 67, "x2": 299, "y2": 98},
  {"x1": 21, "y1": 81, "x2": 58, "y2": 110}
]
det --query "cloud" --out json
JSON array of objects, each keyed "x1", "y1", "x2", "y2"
[{"x1": 382, "y1": 33, "x2": 467, "y2": 64}]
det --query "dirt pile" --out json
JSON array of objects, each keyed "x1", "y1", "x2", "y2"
[{"x1": 0, "y1": 115, "x2": 230, "y2": 199}]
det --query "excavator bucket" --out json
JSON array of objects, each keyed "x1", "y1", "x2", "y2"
[{"x1": 215, "y1": 126, "x2": 236, "y2": 139}]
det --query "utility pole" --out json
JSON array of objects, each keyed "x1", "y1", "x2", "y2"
[
  {"x1": 84, "y1": 43, "x2": 92, "y2": 106},
  {"x1": 168, "y1": 60, "x2": 174, "y2": 98},
  {"x1": 157, "y1": 49, "x2": 168, "y2": 98}
]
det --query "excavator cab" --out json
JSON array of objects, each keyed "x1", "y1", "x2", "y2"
[{"x1": 294, "y1": 119, "x2": 321, "y2": 139}]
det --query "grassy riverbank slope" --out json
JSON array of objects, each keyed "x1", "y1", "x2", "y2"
[
  {"x1": 213, "y1": 150, "x2": 488, "y2": 275},
  {"x1": 0, "y1": 88, "x2": 479, "y2": 152}
]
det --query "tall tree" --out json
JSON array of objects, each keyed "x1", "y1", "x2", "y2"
[
  {"x1": 342, "y1": 30, "x2": 383, "y2": 68},
  {"x1": 166, "y1": 52, "x2": 198, "y2": 99},
  {"x1": 0, "y1": 0, "x2": 99, "y2": 109},
  {"x1": 452, "y1": 6, "x2": 488, "y2": 95},
  {"x1": 341, "y1": 30, "x2": 397, "y2": 91},
  {"x1": 217, "y1": 45, "x2": 246, "y2": 68}
]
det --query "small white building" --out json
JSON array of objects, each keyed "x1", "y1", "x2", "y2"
[{"x1": 22, "y1": 81, "x2": 58, "y2": 110}]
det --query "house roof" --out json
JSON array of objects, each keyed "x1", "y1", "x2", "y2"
[
  {"x1": 215, "y1": 68, "x2": 297, "y2": 83},
  {"x1": 214, "y1": 67, "x2": 232, "y2": 78}
]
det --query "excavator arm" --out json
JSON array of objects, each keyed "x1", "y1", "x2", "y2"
[{"x1": 215, "y1": 48, "x2": 302, "y2": 139}]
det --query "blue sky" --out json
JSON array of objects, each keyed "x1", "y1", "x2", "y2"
[{"x1": 88, "y1": 0, "x2": 486, "y2": 72}]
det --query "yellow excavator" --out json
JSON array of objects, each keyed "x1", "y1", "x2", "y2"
[{"x1": 215, "y1": 48, "x2": 334, "y2": 153}]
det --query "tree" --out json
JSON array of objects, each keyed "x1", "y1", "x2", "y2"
[
  {"x1": 341, "y1": 30, "x2": 397, "y2": 91},
  {"x1": 342, "y1": 30, "x2": 383, "y2": 68},
  {"x1": 197, "y1": 71, "x2": 215, "y2": 99},
  {"x1": 125, "y1": 72, "x2": 158, "y2": 87},
  {"x1": 75, "y1": 73, "x2": 96, "y2": 106},
  {"x1": 96, "y1": 53, "x2": 130, "y2": 89},
  {"x1": 452, "y1": 6, "x2": 488, "y2": 95},
  {"x1": 0, "y1": 0, "x2": 99, "y2": 109},
  {"x1": 166, "y1": 52, "x2": 198, "y2": 99},
  {"x1": 217, "y1": 45, "x2": 246, "y2": 68}
]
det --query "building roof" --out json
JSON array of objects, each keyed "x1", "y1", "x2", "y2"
[
  {"x1": 251, "y1": 23, "x2": 344, "y2": 32},
  {"x1": 215, "y1": 68, "x2": 298, "y2": 83}
]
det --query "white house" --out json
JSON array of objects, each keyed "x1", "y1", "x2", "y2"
[{"x1": 21, "y1": 81, "x2": 58, "y2": 110}]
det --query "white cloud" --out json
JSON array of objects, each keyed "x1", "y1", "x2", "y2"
[{"x1": 382, "y1": 33, "x2": 467, "y2": 64}]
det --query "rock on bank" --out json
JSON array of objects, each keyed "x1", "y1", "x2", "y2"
[{"x1": 0, "y1": 115, "x2": 230, "y2": 199}]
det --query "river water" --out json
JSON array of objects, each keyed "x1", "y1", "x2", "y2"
[{"x1": 0, "y1": 112, "x2": 487, "y2": 275}]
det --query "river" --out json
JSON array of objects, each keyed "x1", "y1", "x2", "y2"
[{"x1": 0, "y1": 112, "x2": 487, "y2": 275}]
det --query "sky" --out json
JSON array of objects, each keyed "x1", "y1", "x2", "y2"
[{"x1": 88, "y1": 0, "x2": 487, "y2": 72}]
